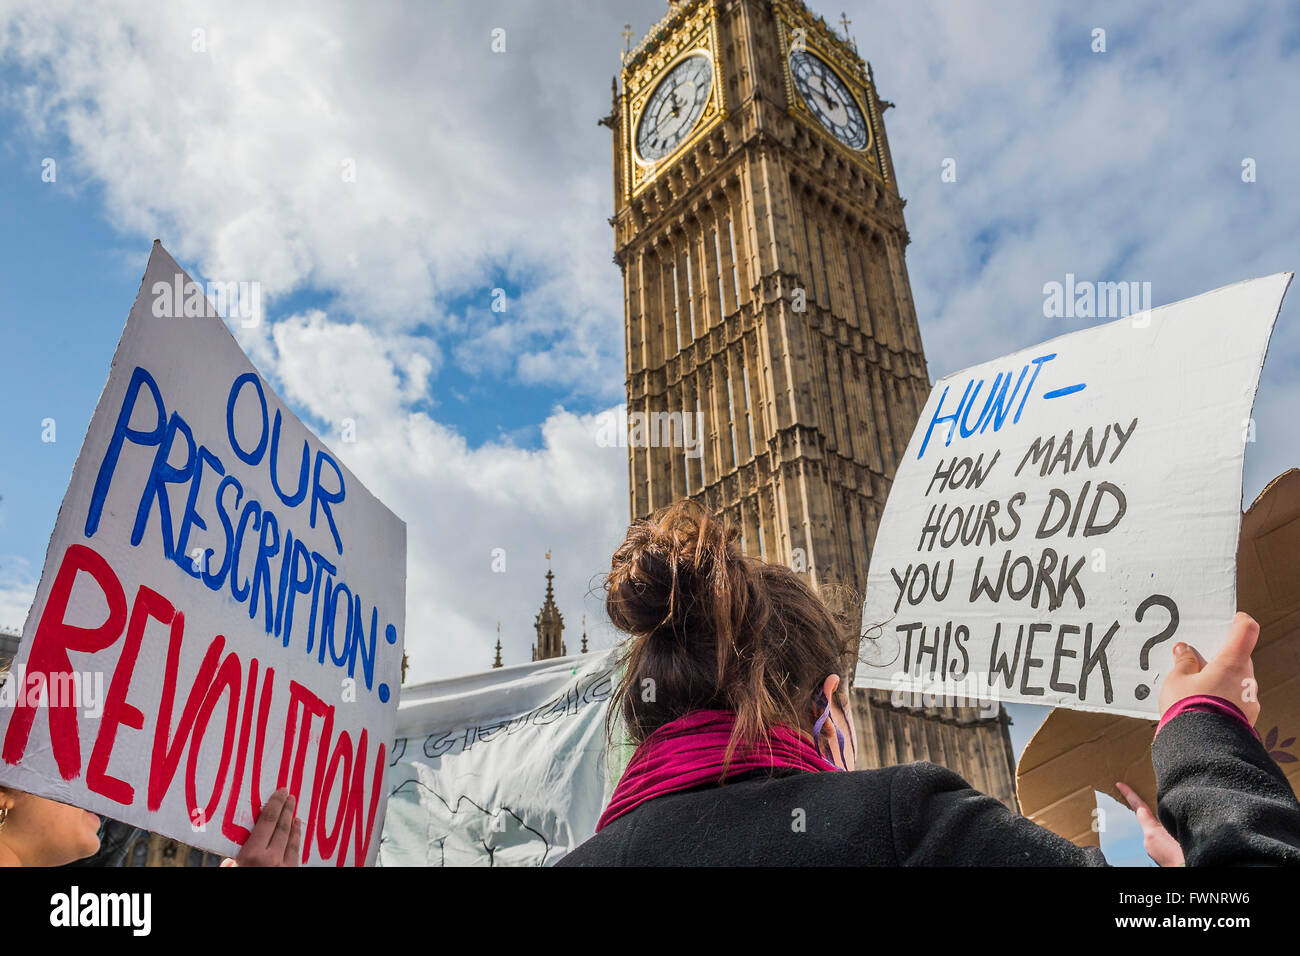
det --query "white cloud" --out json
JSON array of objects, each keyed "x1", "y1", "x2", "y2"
[
  {"x1": 0, "y1": 555, "x2": 37, "y2": 634},
  {"x1": 271, "y1": 310, "x2": 438, "y2": 426},
  {"x1": 325, "y1": 399, "x2": 630, "y2": 683},
  {"x1": 0, "y1": 0, "x2": 646, "y2": 398}
]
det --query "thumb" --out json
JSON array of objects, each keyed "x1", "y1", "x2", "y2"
[
  {"x1": 1212, "y1": 612, "x2": 1260, "y2": 670},
  {"x1": 1169, "y1": 642, "x2": 1204, "y2": 677}
]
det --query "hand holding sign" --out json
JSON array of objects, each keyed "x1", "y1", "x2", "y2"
[
  {"x1": 1159, "y1": 612, "x2": 1261, "y2": 725},
  {"x1": 221, "y1": 788, "x2": 302, "y2": 867}
]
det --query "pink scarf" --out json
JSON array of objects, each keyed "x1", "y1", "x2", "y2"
[{"x1": 596, "y1": 709, "x2": 839, "y2": 831}]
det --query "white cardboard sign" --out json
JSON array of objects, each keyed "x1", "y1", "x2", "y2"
[
  {"x1": 0, "y1": 242, "x2": 406, "y2": 865},
  {"x1": 855, "y1": 274, "x2": 1291, "y2": 719}
]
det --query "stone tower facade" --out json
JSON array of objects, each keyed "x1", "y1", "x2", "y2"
[{"x1": 607, "y1": 0, "x2": 1017, "y2": 806}]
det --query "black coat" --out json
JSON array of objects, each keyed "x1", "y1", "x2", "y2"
[{"x1": 558, "y1": 709, "x2": 1300, "y2": 866}]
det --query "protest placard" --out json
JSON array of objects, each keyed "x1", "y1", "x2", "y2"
[
  {"x1": 855, "y1": 274, "x2": 1291, "y2": 718},
  {"x1": 0, "y1": 242, "x2": 406, "y2": 865}
]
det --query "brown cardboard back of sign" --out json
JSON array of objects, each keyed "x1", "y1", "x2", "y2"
[{"x1": 1015, "y1": 468, "x2": 1300, "y2": 847}]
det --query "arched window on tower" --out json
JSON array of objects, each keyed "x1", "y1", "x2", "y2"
[
  {"x1": 728, "y1": 219, "x2": 741, "y2": 304},
  {"x1": 713, "y1": 227, "x2": 727, "y2": 316},
  {"x1": 685, "y1": 250, "x2": 696, "y2": 337},
  {"x1": 671, "y1": 262, "x2": 682, "y2": 351},
  {"x1": 742, "y1": 363, "x2": 756, "y2": 458},
  {"x1": 725, "y1": 373, "x2": 740, "y2": 467}
]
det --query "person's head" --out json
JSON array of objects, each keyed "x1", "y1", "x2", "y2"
[
  {"x1": 0, "y1": 664, "x2": 102, "y2": 867},
  {"x1": 605, "y1": 499, "x2": 859, "y2": 771}
]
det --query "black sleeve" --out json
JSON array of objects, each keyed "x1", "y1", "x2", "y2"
[
  {"x1": 888, "y1": 762, "x2": 1107, "y2": 866},
  {"x1": 1153, "y1": 710, "x2": 1300, "y2": 865}
]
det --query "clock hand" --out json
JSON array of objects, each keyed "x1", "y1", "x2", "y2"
[{"x1": 816, "y1": 76, "x2": 840, "y2": 110}]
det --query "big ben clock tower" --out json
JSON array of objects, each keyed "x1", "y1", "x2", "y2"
[
  {"x1": 610, "y1": 0, "x2": 927, "y2": 600},
  {"x1": 607, "y1": 0, "x2": 1020, "y2": 808}
]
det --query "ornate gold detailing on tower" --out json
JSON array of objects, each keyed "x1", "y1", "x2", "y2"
[
  {"x1": 620, "y1": 0, "x2": 724, "y2": 199},
  {"x1": 772, "y1": 0, "x2": 888, "y2": 183}
]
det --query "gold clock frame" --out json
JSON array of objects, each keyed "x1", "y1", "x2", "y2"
[
  {"x1": 773, "y1": 0, "x2": 888, "y2": 185},
  {"x1": 622, "y1": 3, "x2": 724, "y2": 198}
]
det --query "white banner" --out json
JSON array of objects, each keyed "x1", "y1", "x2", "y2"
[
  {"x1": 380, "y1": 650, "x2": 617, "y2": 866},
  {"x1": 856, "y1": 274, "x2": 1290, "y2": 718}
]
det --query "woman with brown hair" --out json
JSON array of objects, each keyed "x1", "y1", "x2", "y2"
[{"x1": 561, "y1": 500, "x2": 1300, "y2": 866}]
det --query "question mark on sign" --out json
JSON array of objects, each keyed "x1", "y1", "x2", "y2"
[{"x1": 1134, "y1": 593, "x2": 1180, "y2": 700}]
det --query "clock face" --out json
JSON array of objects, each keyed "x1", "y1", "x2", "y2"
[
  {"x1": 789, "y1": 49, "x2": 870, "y2": 150},
  {"x1": 635, "y1": 53, "x2": 714, "y2": 163}
]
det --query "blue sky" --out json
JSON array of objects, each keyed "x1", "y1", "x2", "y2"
[{"x1": 3, "y1": 0, "x2": 1298, "y2": 865}]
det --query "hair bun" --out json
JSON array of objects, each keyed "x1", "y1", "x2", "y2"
[{"x1": 606, "y1": 499, "x2": 741, "y2": 640}]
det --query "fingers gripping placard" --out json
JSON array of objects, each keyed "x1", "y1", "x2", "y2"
[{"x1": 855, "y1": 274, "x2": 1290, "y2": 718}]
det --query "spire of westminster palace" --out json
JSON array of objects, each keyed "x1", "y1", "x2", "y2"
[{"x1": 532, "y1": 553, "x2": 566, "y2": 661}]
